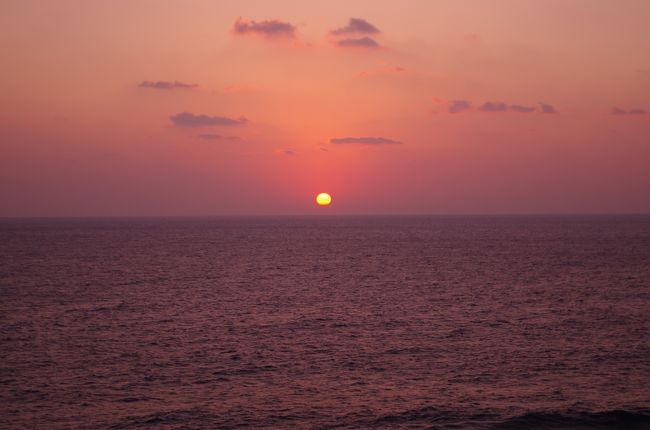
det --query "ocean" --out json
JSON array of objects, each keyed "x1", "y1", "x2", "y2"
[{"x1": 1, "y1": 216, "x2": 649, "y2": 429}]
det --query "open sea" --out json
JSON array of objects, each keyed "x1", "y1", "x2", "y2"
[{"x1": 1, "y1": 216, "x2": 649, "y2": 429}]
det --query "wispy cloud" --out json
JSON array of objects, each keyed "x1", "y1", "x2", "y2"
[
  {"x1": 480, "y1": 102, "x2": 542, "y2": 113},
  {"x1": 335, "y1": 37, "x2": 380, "y2": 49},
  {"x1": 539, "y1": 103, "x2": 557, "y2": 114},
  {"x1": 197, "y1": 134, "x2": 241, "y2": 141},
  {"x1": 479, "y1": 102, "x2": 509, "y2": 112},
  {"x1": 448, "y1": 100, "x2": 472, "y2": 113},
  {"x1": 509, "y1": 104, "x2": 536, "y2": 113},
  {"x1": 437, "y1": 99, "x2": 557, "y2": 114},
  {"x1": 232, "y1": 17, "x2": 296, "y2": 38},
  {"x1": 139, "y1": 81, "x2": 198, "y2": 90},
  {"x1": 331, "y1": 18, "x2": 380, "y2": 36},
  {"x1": 611, "y1": 107, "x2": 647, "y2": 115},
  {"x1": 170, "y1": 112, "x2": 248, "y2": 127},
  {"x1": 330, "y1": 136, "x2": 402, "y2": 145}
]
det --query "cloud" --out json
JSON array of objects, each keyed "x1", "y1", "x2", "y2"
[
  {"x1": 437, "y1": 99, "x2": 558, "y2": 114},
  {"x1": 331, "y1": 18, "x2": 380, "y2": 36},
  {"x1": 611, "y1": 107, "x2": 647, "y2": 115},
  {"x1": 139, "y1": 81, "x2": 198, "y2": 90},
  {"x1": 232, "y1": 17, "x2": 295, "y2": 38},
  {"x1": 539, "y1": 103, "x2": 557, "y2": 114},
  {"x1": 479, "y1": 102, "x2": 539, "y2": 113},
  {"x1": 197, "y1": 134, "x2": 240, "y2": 141},
  {"x1": 448, "y1": 100, "x2": 472, "y2": 113},
  {"x1": 335, "y1": 37, "x2": 380, "y2": 49},
  {"x1": 170, "y1": 112, "x2": 248, "y2": 127},
  {"x1": 330, "y1": 136, "x2": 402, "y2": 145},
  {"x1": 479, "y1": 102, "x2": 509, "y2": 112},
  {"x1": 509, "y1": 104, "x2": 536, "y2": 113}
]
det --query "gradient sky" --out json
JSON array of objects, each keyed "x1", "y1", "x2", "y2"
[{"x1": 1, "y1": 0, "x2": 649, "y2": 216}]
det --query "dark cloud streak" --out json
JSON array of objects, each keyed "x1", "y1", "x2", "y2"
[
  {"x1": 479, "y1": 102, "x2": 541, "y2": 113},
  {"x1": 233, "y1": 17, "x2": 295, "y2": 38},
  {"x1": 139, "y1": 81, "x2": 198, "y2": 90},
  {"x1": 509, "y1": 104, "x2": 536, "y2": 113},
  {"x1": 479, "y1": 102, "x2": 509, "y2": 112},
  {"x1": 170, "y1": 112, "x2": 248, "y2": 127},
  {"x1": 539, "y1": 103, "x2": 557, "y2": 114},
  {"x1": 331, "y1": 18, "x2": 380, "y2": 35},
  {"x1": 611, "y1": 107, "x2": 647, "y2": 115},
  {"x1": 197, "y1": 134, "x2": 241, "y2": 141},
  {"x1": 448, "y1": 100, "x2": 472, "y2": 113},
  {"x1": 330, "y1": 137, "x2": 402, "y2": 145},
  {"x1": 442, "y1": 100, "x2": 558, "y2": 114}
]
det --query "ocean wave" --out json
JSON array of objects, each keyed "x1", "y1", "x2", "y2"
[
  {"x1": 332, "y1": 408, "x2": 650, "y2": 430},
  {"x1": 104, "y1": 407, "x2": 650, "y2": 429},
  {"x1": 108, "y1": 408, "x2": 221, "y2": 429},
  {"x1": 489, "y1": 410, "x2": 650, "y2": 430}
]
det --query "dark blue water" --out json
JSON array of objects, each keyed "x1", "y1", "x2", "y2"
[{"x1": 1, "y1": 216, "x2": 649, "y2": 429}]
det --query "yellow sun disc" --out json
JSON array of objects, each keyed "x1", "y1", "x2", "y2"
[{"x1": 316, "y1": 192, "x2": 332, "y2": 206}]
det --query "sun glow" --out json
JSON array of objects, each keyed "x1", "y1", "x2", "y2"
[{"x1": 315, "y1": 192, "x2": 332, "y2": 206}]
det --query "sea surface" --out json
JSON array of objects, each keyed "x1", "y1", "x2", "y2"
[{"x1": 1, "y1": 216, "x2": 649, "y2": 429}]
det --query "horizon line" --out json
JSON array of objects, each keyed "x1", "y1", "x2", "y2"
[{"x1": 1, "y1": 212, "x2": 650, "y2": 220}]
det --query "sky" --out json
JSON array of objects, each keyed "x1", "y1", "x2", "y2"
[{"x1": 1, "y1": 0, "x2": 649, "y2": 216}]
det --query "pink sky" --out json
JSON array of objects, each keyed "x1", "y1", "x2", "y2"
[{"x1": 1, "y1": 0, "x2": 649, "y2": 216}]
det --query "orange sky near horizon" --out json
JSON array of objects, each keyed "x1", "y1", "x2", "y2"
[{"x1": 1, "y1": 0, "x2": 649, "y2": 216}]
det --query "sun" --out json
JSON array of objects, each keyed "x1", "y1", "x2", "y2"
[{"x1": 315, "y1": 192, "x2": 332, "y2": 206}]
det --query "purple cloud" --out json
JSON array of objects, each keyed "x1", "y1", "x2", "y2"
[
  {"x1": 330, "y1": 137, "x2": 402, "y2": 145},
  {"x1": 539, "y1": 103, "x2": 557, "y2": 114},
  {"x1": 233, "y1": 17, "x2": 295, "y2": 38},
  {"x1": 448, "y1": 100, "x2": 472, "y2": 113},
  {"x1": 197, "y1": 134, "x2": 241, "y2": 141},
  {"x1": 478, "y1": 102, "x2": 540, "y2": 113},
  {"x1": 509, "y1": 104, "x2": 536, "y2": 113},
  {"x1": 139, "y1": 81, "x2": 198, "y2": 90},
  {"x1": 479, "y1": 102, "x2": 509, "y2": 112},
  {"x1": 335, "y1": 37, "x2": 380, "y2": 49},
  {"x1": 611, "y1": 107, "x2": 647, "y2": 115},
  {"x1": 442, "y1": 99, "x2": 559, "y2": 115},
  {"x1": 170, "y1": 112, "x2": 248, "y2": 127},
  {"x1": 331, "y1": 18, "x2": 380, "y2": 35}
]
